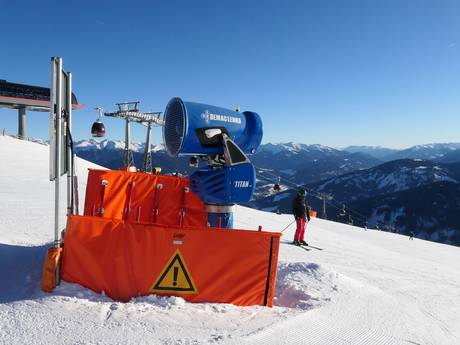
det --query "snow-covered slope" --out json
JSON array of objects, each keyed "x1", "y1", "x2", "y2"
[
  {"x1": 0, "y1": 136, "x2": 105, "y2": 245},
  {"x1": 1, "y1": 136, "x2": 460, "y2": 345}
]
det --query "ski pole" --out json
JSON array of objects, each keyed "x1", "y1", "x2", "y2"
[{"x1": 281, "y1": 219, "x2": 296, "y2": 233}]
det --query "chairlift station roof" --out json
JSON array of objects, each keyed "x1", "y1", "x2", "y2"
[{"x1": 0, "y1": 79, "x2": 81, "y2": 112}]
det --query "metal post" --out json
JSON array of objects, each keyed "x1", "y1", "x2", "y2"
[
  {"x1": 125, "y1": 118, "x2": 130, "y2": 150},
  {"x1": 53, "y1": 58, "x2": 63, "y2": 248},
  {"x1": 143, "y1": 122, "x2": 152, "y2": 172},
  {"x1": 319, "y1": 192, "x2": 332, "y2": 220},
  {"x1": 66, "y1": 72, "x2": 73, "y2": 215},
  {"x1": 18, "y1": 108, "x2": 26, "y2": 139},
  {"x1": 322, "y1": 194, "x2": 327, "y2": 220},
  {"x1": 124, "y1": 118, "x2": 131, "y2": 168}
]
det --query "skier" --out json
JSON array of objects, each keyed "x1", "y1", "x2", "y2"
[
  {"x1": 292, "y1": 189, "x2": 311, "y2": 246},
  {"x1": 347, "y1": 214, "x2": 354, "y2": 225}
]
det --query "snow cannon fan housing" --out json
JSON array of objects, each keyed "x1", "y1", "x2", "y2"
[
  {"x1": 163, "y1": 97, "x2": 263, "y2": 157},
  {"x1": 163, "y1": 98, "x2": 263, "y2": 204}
]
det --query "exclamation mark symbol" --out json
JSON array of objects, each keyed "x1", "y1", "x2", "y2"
[{"x1": 173, "y1": 267, "x2": 178, "y2": 286}]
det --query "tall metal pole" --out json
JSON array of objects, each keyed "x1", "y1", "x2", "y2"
[
  {"x1": 319, "y1": 192, "x2": 332, "y2": 220},
  {"x1": 322, "y1": 194, "x2": 327, "y2": 220},
  {"x1": 18, "y1": 108, "x2": 26, "y2": 139},
  {"x1": 124, "y1": 118, "x2": 131, "y2": 168},
  {"x1": 66, "y1": 72, "x2": 73, "y2": 215},
  {"x1": 53, "y1": 58, "x2": 63, "y2": 248},
  {"x1": 143, "y1": 122, "x2": 152, "y2": 172},
  {"x1": 125, "y1": 118, "x2": 130, "y2": 149}
]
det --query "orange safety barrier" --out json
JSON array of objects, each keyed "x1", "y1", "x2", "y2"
[
  {"x1": 83, "y1": 169, "x2": 207, "y2": 227},
  {"x1": 61, "y1": 215, "x2": 281, "y2": 306},
  {"x1": 309, "y1": 210, "x2": 317, "y2": 218},
  {"x1": 41, "y1": 247, "x2": 63, "y2": 292}
]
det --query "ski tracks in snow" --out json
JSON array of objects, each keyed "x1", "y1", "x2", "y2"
[{"x1": 243, "y1": 272, "x2": 415, "y2": 345}]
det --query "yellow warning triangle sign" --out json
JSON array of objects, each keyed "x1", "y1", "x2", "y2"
[{"x1": 149, "y1": 249, "x2": 198, "y2": 294}]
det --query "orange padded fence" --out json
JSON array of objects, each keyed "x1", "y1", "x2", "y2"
[
  {"x1": 61, "y1": 215, "x2": 281, "y2": 306},
  {"x1": 83, "y1": 169, "x2": 207, "y2": 227}
]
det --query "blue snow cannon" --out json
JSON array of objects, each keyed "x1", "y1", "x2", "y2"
[{"x1": 162, "y1": 97, "x2": 263, "y2": 228}]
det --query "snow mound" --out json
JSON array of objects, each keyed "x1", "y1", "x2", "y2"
[{"x1": 275, "y1": 262, "x2": 338, "y2": 309}]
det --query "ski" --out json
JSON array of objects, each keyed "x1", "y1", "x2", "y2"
[
  {"x1": 305, "y1": 245, "x2": 324, "y2": 251},
  {"x1": 295, "y1": 244, "x2": 310, "y2": 251},
  {"x1": 283, "y1": 242, "x2": 311, "y2": 251},
  {"x1": 282, "y1": 241, "x2": 324, "y2": 251}
]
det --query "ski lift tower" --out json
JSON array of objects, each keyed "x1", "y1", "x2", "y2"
[
  {"x1": 102, "y1": 102, "x2": 163, "y2": 171},
  {"x1": 318, "y1": 192, "x2": 333, "y2": 219}
]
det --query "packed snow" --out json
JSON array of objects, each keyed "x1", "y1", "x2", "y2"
[{"x1": 1, "y1": 136, "x2": 460, "y2": 345}]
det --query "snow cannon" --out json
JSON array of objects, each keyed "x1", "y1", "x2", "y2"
[{"x1": 163, "y1": 97, "x2": 263, "y2": 228}]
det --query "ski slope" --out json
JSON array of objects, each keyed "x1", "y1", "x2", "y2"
[{"x1": 1, "y1": 135, "x2": 460, "y2": 345}]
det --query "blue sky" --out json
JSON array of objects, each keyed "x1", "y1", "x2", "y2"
[{"x1": 0, "y1": 0, "x2": 459, "y2": 148}]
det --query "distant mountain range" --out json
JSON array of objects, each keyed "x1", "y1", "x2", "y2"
[
  {"x1": 74, "y1": 139, "x2": 460, "y2": 167},
  {"x1": 383, "y1": 143, "x2": 460, "y2": 161},
  {"x1": 311, "y1": 159, "x2": 460, "y2": 201},
  {"x1": 74, "y1": 139, "x2": 460, "y2": 246},
  {"x1": 342, "y1": 146, "x2": 399, "y2": 160},
  {"x1": 252, "y1": 142, "x2": 381, "y2": 185},
  {"x1": 344, "y1": 143, "x2": 460, "y2": 162},
  {"x1": 74, "y1": 139, "x2": 164, "y2": 154},
  {"x1": 248, "y1": 158, "x2": 460, "y2": 246},
  {"x1": 348, "y1": 181, "x2": 460, "y2": 245},
  {"x1": 74, "y1": 139, "x2": 192, "y2": 175},
  {"x1": 438, "y1": 148, "x2": 460, "y2": 163}
]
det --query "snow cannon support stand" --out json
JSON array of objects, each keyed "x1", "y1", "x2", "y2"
[
  {"x1": 163, "y1": 98, "x2": 263, "y2": 228},
  {"x1": 42, "y1": 57, "x2": 80, "y2": 292}
]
